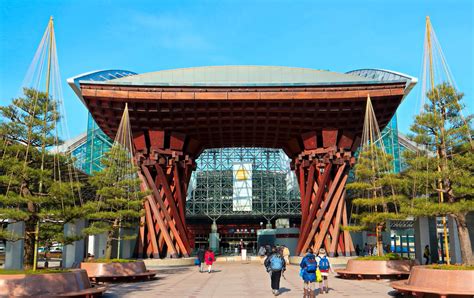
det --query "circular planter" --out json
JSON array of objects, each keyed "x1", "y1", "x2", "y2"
[
  {"x1": 0, "y1": 269, "x2": 106, "y2": 297},
  {"x1": 80, "y1": 260, "x2": 157, "y2": 282},
  {"x1": 336, "y1": 259, "x2": 415, "y2": 279},
  {"x1": 391, "y1": 266, "x2": 474, "y2": 297}
]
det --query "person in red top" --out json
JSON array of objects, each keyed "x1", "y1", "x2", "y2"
[{"x1": 204, "y1": 248, "x2": 215, "y2": 273}]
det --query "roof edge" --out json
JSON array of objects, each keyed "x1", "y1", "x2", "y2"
[
  {"x1": 346, "y1": 69, "x2": 418, "y2": 99},
  {"x1": 67, "y1": 69, "x2": 136, "y2": 105}
]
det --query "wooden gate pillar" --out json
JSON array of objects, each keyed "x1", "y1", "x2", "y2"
[
  {"x1": 133, "y1": 130, "x2": 201, "y2": 258},
  {"x1": 293, "y1": 129, "x2": 359, "y2": 256}
]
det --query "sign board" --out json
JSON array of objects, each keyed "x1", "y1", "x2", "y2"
[{"x1": 233, "y1": 162, "x2": 252, "y2": 211}]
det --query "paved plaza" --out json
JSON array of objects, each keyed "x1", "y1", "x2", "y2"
[{"x1": 104, "y1": 263, "x2": 400, "y2": 297}]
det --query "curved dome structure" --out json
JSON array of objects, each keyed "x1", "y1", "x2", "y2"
[
  {"x1": 104, "y1": 65, "x2": 376, "y2": 86},
  {"x1": 68, "y1": 65, "x2": 416, "y2": 155}
]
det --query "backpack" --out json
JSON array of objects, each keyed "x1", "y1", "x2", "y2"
[
  {"x1": 206, "y1": 252, "x2": 213, "y2": 262},
  {"x1": 305, "y1": 256, "x2": 317, "y2": 273},
  {"x1": 270, "y1": 255, "x2": 284, "y2": 271},
  {"x1": 319, "y1": 256, "x2": 329, "y2": 271}
]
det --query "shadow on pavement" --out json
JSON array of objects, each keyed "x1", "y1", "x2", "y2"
[
  {"x1": 101, "y1": 267, "x2": 193, "y2": 297},
  {"x1": 195, "y1": 269, "x2": 222, "y2": 273},
  {"x1": 96, "y1": 276, "x2": 162, "y2": 284},
  {"x1": 387, "y1": 290, "x2": 405, "y2": 297},
  {"x1": 102, "y1": 280, "x2": 162, "y2": 298},
  {"x1": 279, "y1": 287, "x2": 291, "y2": 294},
  {"x1": 153, "y1": 267, "x2": 193, "y2": 275}
]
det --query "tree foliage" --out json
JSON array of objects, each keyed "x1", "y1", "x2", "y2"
[
  {"x1": 82, "y1": 144, "x2": 147, "y2": 259},
  {"x1": 346, "y1": 144, "x2": 408, "y2": 255},
  {"x1": 401, "y1": 83, "x2": 473, "y2": 265},
  {"x1": 401, "y1": 83, "x2": 473, "y2": 213},
  {"x1": 0, "y1": 88, "x2": 83, "y2": 268}
]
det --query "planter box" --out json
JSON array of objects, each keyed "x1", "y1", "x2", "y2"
[
  {"x1": 80, "y1": 260, "x2": 156, "y2": 282},
  {"x1": 391, "y1": 266, "x2": 474, "y2": 297},
  {"x1": 336, "y1": 259, "x2": 415, "y2": 279},
  {"x1": 0, "y1": 269, "x2": 106, "y2": 297}
]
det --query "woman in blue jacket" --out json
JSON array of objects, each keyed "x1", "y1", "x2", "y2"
[{"x1": 300, "y1": 248, "x2": 317, "y2": 298}]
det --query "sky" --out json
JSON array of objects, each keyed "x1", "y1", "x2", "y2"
[{"x1": 1, "y1": 0, "x2": 473, "y2": 139}]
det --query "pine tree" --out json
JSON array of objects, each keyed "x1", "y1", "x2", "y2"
[
  {"x1": 346, "y1": 144, "x2": 407, "y2": 256},
  {"x1": 83, "y1": 144, "x2": 146, "y2": 260},
  {"x1": 402, "y1": 83, "x2": 474, "y2": 265},
  {"x1": 0, "y1": 88, "x2": 83, "y2": 268}
]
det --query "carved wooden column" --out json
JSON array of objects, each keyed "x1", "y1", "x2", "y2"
[
  {"x1": 134, "y1": 130, "x2": 201, "y2": 258},
  {"x1": 293, "y1": 129, "x2": 359, "y2": 257}
]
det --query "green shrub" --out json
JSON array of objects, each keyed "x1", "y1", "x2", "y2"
[
  {"x1": 357, "y1": 253, "x2": 407, "y2": 261},
  {"x1": 85, "y1": 258, "x2": 138, "y2": 263},
  {"x1": 427, "y1": 264, "x2": 474, "y2": 271},
  {"x1": 0, "y1": 269, "x2": 70, "y2": 275}
]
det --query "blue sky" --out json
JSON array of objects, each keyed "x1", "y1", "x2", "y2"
[{"x1": 1, "y1": 0, "x2": 472, "y2": 138}]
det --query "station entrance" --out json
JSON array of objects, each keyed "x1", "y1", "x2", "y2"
[{"x1": 69, "y1": 66, "x2": 416, "y2": 258}]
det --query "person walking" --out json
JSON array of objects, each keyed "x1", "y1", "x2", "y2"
[
  {"x1": 258, "y1": 245, "x2": 267, "y2": 256},
  {"x1": 364, "y1": 243, "x2": 369, "y2": 256},
  {"x1": 372, "y1": 245, "x2": 378, "y2": 256},
  {"x1": 204, "y1": 248, "x2": 215, "y2": 273},
  {"x1": 265, "y1": 244, "x2": 272, "y2": 256},
  {"x1": 264, "y1": 246, "x2": 286, "y2": 296},
  {"x1": 300, "y1": 248, "x2": 317, "y2": 298},
  {"x1": 282, "y1": 245, "x2": 290, "y2": 265},
  {"x1": 197, "y1": 246, "x2": 205, "y2": 272},
  {"x1": 423, "y1": 245, "x2": 430, "y2": 265},
  {"x1": 316, "y1": 248, "x2": 333, "y2": 294},
  {"x1": 258, "y1": 245, "x2": 267, "y2": 264},
  {"x1": 355, "y1": 244, "x2": 360, "y2": 256}
]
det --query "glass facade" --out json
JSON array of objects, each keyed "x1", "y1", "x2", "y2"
[
  {"x1": 380, "y1": 115, "x2": 402, "y2": 173},
  {"x1": 77, "y1": 113, "x2": 113, "y2": 175}
]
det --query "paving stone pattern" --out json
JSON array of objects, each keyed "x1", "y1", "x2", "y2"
[{"x1": 104, "y1": 262, "x2": 399, "y2": 297}]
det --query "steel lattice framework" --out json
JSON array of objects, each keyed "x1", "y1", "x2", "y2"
[{"x1": 186, "y1": 147, "x2": 300, "y2": 218}]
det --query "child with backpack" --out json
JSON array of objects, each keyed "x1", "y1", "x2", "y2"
[
  {"x1": 204, "y1": 248, "x2": 215, "y2": 273},
  {"x1": 264, "y1": 246, "x2": 286, "y2": 296},
  {"x1": 300, "y1": 248, "x2": 317, "y2": 298},
  {"x1": 316, "y1": 248, "x2": 333, "y2": 294}
]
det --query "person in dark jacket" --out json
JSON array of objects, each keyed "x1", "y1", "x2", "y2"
[
  {"x1": 423, "y1": 245, "x2": 430, "y2": 265},
  {"x1": 300, "y1": 248, "x2": 317, "y2": 298},
  {"x1": 197, "y1": 247, "x2": 205, "y2": 272},
  {"x1": 265, "y1": 244, "x2": 272, "y2": 256},
  {"x1": 264, "y1": 246, "x2": 286, "y2": 296}
]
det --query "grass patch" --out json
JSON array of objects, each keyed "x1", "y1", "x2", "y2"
[
  {"x1": 427, "y1": 264, "x2": 474, "y2": 271},
  {"x1": 357, "y1": 253, "x2": 407, "y2": 261},
  {"x1": 0, "y1": 269, "x2": 69, "y2": 275},
  {"x1": 85, "y1": 258, "x2": 138, "y2": 263}
]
